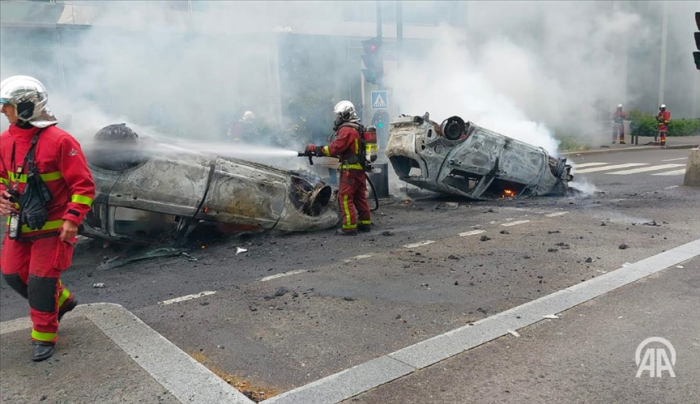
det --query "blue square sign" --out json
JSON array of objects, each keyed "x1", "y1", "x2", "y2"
[{"x1": 371, "y1": 91, "x2": 388, "y2": 110}]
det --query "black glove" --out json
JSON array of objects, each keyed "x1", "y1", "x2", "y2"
[{"x1": 314, "y1": 145, "x2": 325, "y2": 157}]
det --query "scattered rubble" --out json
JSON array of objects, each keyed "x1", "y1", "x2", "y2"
[
  {"x1": 619, "y1": 243, "x2": 628, "y2": 250},
  {"x1": 92, "y1": 283, "x2": 105, "y2": 288},
  {"x1": 500, "y1": 230, "x2": 509, "y2": 235},
  {"x1": 480, "y1": 235, "x2": 491, "y2": 242},
  {"x1": 236, "y1": 247, "x2": 248, "y2": 255},
  {"x1": 382, "y1": 230, "x2": 395, "y2": 237}
]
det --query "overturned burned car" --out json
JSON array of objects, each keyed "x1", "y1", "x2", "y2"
[
  {"x1": 386, "y1": 113, "x2": 573, "y2": 199},
  {"x1": 81, "y1": 124, "x2": 338, "y2": 244}
]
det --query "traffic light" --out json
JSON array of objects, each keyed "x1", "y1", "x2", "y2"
[
  {"x1": 361, "y1": 38, "x2": 384, "y2": 85},
  {"x1": 371, "y1": 110, "x2": 390, "y2": 146},
  {"x1": 694, "y1": 12, "x2": 700, "y2": 70}
]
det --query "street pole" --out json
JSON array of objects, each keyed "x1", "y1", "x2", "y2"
[
  {"x1": 376, "y1": 1, "x2": 382, "y2": 43},
  {"x1": 397, "y1": 1, "x2": 403, "y2": 70},
  {"x1": 658, "y1": 1, "x2": 669, "y2": 107}
]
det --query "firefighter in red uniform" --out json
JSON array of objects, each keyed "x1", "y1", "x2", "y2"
[
  {"x1": 305, "y1": 101, "x2": 371, "y2": 235},
  {"x1": 0, "y1": 75, "x2": 95, "y2": 362},
  {"x1": 656, "y1": 104, "x2": 670, "y2": 146},
  {"x1": 612, "y1": 104, "x2": 626, "y2": 144}
]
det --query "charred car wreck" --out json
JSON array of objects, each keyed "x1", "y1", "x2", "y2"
[
  {"x1": 81, "y1": 124, "x2": 337, "y2": 243},
  {"x1": 386, "y1": 113, "x2": 573, "y2": 199}
]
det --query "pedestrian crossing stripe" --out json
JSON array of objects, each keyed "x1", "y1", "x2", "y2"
[
  {"x1": 574, "y1": 163, "x2": 646, "y2": 174},
  {"x1": 652, "y1": 169, "x2": 687, "y2": 176},
  {"x1": 573, "y1": 162, "x2": 608, "y2": 168},
  {"x1": 607, "y1": 163, "x2": 685, "y2": 175}
]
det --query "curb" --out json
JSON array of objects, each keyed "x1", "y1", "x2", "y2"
[
  {"x1": 0, "y1": 303, "x2": 254, "y2": 404},
  {"x1": 559, "y1": 143, "x2": 699, "y2": 157}
]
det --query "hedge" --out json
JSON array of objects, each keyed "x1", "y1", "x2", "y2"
[{"x1": 627, "y1": 109, "x2": 700, "y2": 137}]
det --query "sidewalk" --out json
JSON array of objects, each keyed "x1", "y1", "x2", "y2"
[
  {"x1": 345, "y1": 257, "x2": 700, "y2": 404},
  {"x1": 560, "y1": 135, "x2": 700, "y2": 157},
  {"x1": 0, "y1": 304, "x2": 252, "y2": 404}
]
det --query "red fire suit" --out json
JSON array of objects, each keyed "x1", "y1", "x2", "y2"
[
  {"x1": 612, "y1": 110, "x2": 626, "y2": 143},
  {"x1": 319, "y1": 124, "x2": 371, "y2": 233},
  {"x1": 0, "y1": 124, "x2": 95, "y2": 343},
  {"x1": 657, "y1": 110, "x2": 670, "y2": 145}
]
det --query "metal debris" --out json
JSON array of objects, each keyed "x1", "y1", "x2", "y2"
[
  {"x1": 98, "y1": 247, "x2": 188, "y2": 270},
  {"x1": 236, "y1": 247, "x2": 248, "y2": 255},
  {"x1": 619, "y1": 243, "x2": 628, "y2": 250},
  {"x1": 92, "y1": 283, "x2": 105, "y2": 288}
]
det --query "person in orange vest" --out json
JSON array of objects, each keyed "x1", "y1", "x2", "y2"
[
  {"x1": 656, "y1": 104, "x2": 670, "y2": 146},
  {"x1": 612, "y1": 104, "x2": 626, "y2": 144},
  {"x1": 0, "y1": 75, "x2": 95, "y2": 362}
]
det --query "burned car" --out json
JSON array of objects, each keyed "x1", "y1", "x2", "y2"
[
  {"x1": 81, "y1": 124, "x2": 338, "y2": 243},
  {"x1": 386, "y1": 113, "x2": 573, "y2": 199}
]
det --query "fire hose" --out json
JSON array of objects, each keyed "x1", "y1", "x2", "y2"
[{"x1": 298, "y1": 151, "x2": 379, "y2": 212}]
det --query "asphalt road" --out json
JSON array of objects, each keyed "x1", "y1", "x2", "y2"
[{"x1": 1, "y1": 147, "x2": 698, "y2": 401}]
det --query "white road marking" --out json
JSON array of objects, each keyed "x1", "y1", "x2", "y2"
[
  {"x1": 653, "y1": 169, "x2": 687, "y2": 176},
  {"x1": 403, "y1": 240, "x2": 435, "y2": 248},
  {"x1": 459, "y1": 230, "x2": 486, "y2": 237},
  {"x1": 261, "y1": 269, "x2": 307, "y2": 282},
  {"x1": 606, "y1": 163, "x2": 685, "y2": 175},
  {"x1": 501, "y1": 220, "x2": 530, "y2": 227},
  {"x1": 574, "y1": 163, "x2": 647, "y2": 174},
  {"x1": 158, "y1": 291, "x2": 216, "y2": 306},
  {"x1": 545, "y1": 212, "x2": 569, "y2": 217},
  {"x1": 344, "y1": 253, "x2": 376, "y2": 263},
  {"x1": 665, "y1": 185, "x2": 680, "y2": 189},
  {"x1": 573, "y1": 162, "x2": 608, "y2": 168},
  {"x1": 661, "y1": 157, "x2": 687, "y2": 162}
]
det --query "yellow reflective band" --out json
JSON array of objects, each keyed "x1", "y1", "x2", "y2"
[
  {"x1": 31, "y1": 329, "x2": 56, "y2": 342},
  {"x1": 0, "y1": 177, "x2": 8, "y2": 186},
  {"x1": 58, "y1": 288, "x2": 71, "y2": 308},
  {"x1": 343, "y1": 194, "x2": 352, "y2": 228},
  {"x1": 360, "y1": 220, "x2": 371, "y2": 225},
  {"x1": 322, "y1": 146, "x2": 331, "y2": 157},
  {"x1": 21, "y1": 219, "x2": 63, "y2": 234},
  {"x1": 71, "y1": 194, "x2": 93, "y2": 207},
  {"x1": 8, "y1": 171, "x2": 62, "y2": 183},
  {"x1": 342, "y1": 224, "x2": 357, "y2": 230},
  {"x1": 339, "y1": 164, "x2": 363, "y2": 170},
  {"x1": 354, "y1": 138, "x2": 359, "y2": 154}
]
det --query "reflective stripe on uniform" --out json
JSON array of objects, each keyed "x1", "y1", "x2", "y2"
[
  {"x1": 0, "y1": 177, "x2": 8, "y2": 186},
  {"x1": 58, "y1": 286, "x2": 71, "y2": 308},
  {"x1": 322, "y1": 146, "x2": 331, "y2": 157},
  {"x1": 339, "y1": 163, "x2": 363, "y2": 170},
  {"x1": 71, "y1": 194, "x2": 93, "y2": 207},
  {"x1": 354, "y1": 138, "x2": 359, "y2": 154},
  {"x1": 8, "y1": 171, "x2": 63, "y2": 183},
  {"x1": 342, "y1": 194, "x2": 352, "y2": 227},
  {"x1": 31, "y1": 329, "x2": 56, "y2": 342},
  {"x1": 359, "y1": 220, "x2": 371, "y2": 225},
  {"x1": 11, "y1": 219, "x2": 64, "y2": 234},
  {"x1": 342, "y1": 224, "x2": 357, "y2": 230}
]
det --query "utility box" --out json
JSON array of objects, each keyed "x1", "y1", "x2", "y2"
[
  {"x1": 683, "y1": 148, "x2": 700, "y2": 187},
  {"x1": 368, "y1": 163, "x2": 389, "y2": 199}
]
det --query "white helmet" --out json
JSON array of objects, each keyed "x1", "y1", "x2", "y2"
[
  {"x1": 0, "y1": 75, "x2": 57, "y2": 128},
  {"x1": 241, "y1": 110, "x2": 255, "y2": 121},
  {"x1": 332, "y1": 100, "x2": 359, "y2": 130},
  {"x1": 617, "y1": 104, "x2": 623, "y2": 108},
  {"x1": 660, "y1": 104, "x2": 666, "y2": 110}
]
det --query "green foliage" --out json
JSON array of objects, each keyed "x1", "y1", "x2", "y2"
[{"x1": 627, "y1": 109, "x2": 700, "y2": 137}]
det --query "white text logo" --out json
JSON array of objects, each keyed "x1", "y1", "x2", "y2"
[{"x1": 635, "y1": 337, "x2": 676, "y2": 378}]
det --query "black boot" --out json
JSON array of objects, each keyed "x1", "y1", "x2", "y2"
[
  {"x1": 58, "y1": 298, "x2": 78, "y2": 322},
  {"x1": 358, "y1": 225, "x2": 371, "y2": 233},
  {"x1": 336, "y1": 229, "x2": 357, "y2": 236},
  {"x1": 32, "y1": 341, "x2": 55, "y2": 362}
]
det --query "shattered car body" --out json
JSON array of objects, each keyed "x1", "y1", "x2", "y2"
[
  {"x1": 386, "y1": 113, "x2": 573, "y2": 199},
  {"x1": 81, "y1": 124, "x2": 338, "y2": 243}
]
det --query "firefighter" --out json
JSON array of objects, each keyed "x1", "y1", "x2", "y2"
[
  {"x1": 612, "y1": 104, "x2": 626, "y2": 144},
  {"x1": 305, "y1": 101, "x2": 370, "y2": 235},
  {"x1": 0, "y1": 75, "x2": 95, "y2": 362},
  {"x1": 656, "y1": 104, "x2": 670, "y2": 146}
]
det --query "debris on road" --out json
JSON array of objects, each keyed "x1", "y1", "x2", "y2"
[
  {"x1": 382, "y1": 230, "x2": 395, "y2": 236},
  {"x1": 619, "y1": 243, "x2": 628, "y2": 250},
  {"x1": 480, "y1": 235, "x2": 491, "y2": 242},
  {"x1": 543, "y1": 314, "x2": 560, "y2": 319},
  {"x1": 98, "y1": 247, "x2": 188, "y2": 270},
  {"x1": 386, "y1": 113, "x2": 573, "y2": 200},
  {"x1": 343, "y1": 297, "x2": 356, "y2": 302},
  {"x1": 643, "y1": 220, "x2": 661, "y2": 227},
  {"x1": 548, "y1": 230, "x2": 561, "y2": 234},
  {"x1": 601, "y1": 222, "x2": 607, "y2": 226},
  {"x1": 548, "y1": 248, "x2": 558, "y2": 253},
  {"x1": 236, "y1": 247, "x2": 248, "y2": 255},
  {"x1": 507, "y1": 329, "x2": 521, "y2": 337},
  {"x1": 500, "y1": 230, "x2": 509, "y2": 234},
  {"x1": 555, "y1": 242, "x2": 571, "y2": 250},
  {"x1": 585, "y1": 257, "x2": 594, "y2": 263},
  {"x1": 436, "y1": 201, "x2": 459, "y2": 210},
  {"x1": 92, "y1": 283, "x2": 105, "y2": 288}
]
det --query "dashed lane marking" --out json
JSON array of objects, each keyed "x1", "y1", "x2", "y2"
[
  {"x1": 261, "y1": 270, "x2": 307, "y2": 282},
  {"x1": 606, "y1": 163, "x2": 685, "y2": 175},
  {"x1": 158, "y1": 291, "x2": 216, "y2": 306},
  {"x1": 501, "y1": 220, "x2": 530, "y2": 227},
  {"x1": 459, "y1": 230, "x2": 486, "y2": 237},
  {"x1": 545, "y1": 212, "x2": 569, "y2": 217},
  {"x1": 573, "y1": 162, "x2": 608, "y2": 168},
  {"x1": 661, "y1": 157, "x2": 687, "y2": 162},
  {"x1": 344, "y1": 254, "x2": 376, "y2": 263},
  {"x1": 403, "y1": 240, "x2": 435, "y2": 248},
  {"x1": 653, "y1": 169, "x2": 687, "y2": 176},
  {"x1": 574, "y1": 163, "x2": 647, "y2": 174}
]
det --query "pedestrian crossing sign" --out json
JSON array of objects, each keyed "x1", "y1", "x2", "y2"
[{"x1": 371, "y1": 91, "x2": 388, "y2": 110}]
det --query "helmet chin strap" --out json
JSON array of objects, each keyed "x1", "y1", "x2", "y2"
[{"x1": 16, "y1": 120, "x2": 33, "y2": 129}]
